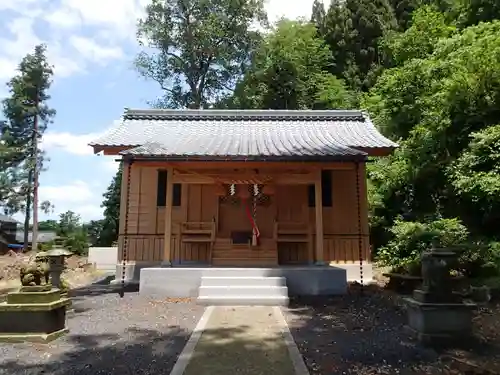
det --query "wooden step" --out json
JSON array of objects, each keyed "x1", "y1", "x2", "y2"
[
  {"x1": 213, "y1": 255, "x2": 276, "y2": 261},
  {"x1": 182, "y1": 229, "x2": 213, "y2": 235},
  {"x1": 212, "y1": 258, "x2": 278, "y2": 267},
  {"x1": 182, "y1": 235, "x2": 213, "y2": 243},
  {"x1": 212, "y1": 251, "x2": 276, "y2": 258},
  {"x1": 277, "y1": 230, "x2": 309, "y2": 235}
]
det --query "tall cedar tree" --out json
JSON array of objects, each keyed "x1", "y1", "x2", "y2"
[
  {"x1": 322, "y1": 0, "x2": 398, "y2": 91},
  {"x1": 136, "y1": 0, "x2": 267, "y2": 109},
  {"x1": 310, "y1": 0, "x2": 326, "y2": 35},
  {"x1": 1, "y1": 44, "x2": 55, "y2": 246}
]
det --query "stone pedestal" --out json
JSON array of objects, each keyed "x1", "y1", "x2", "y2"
[
  {"x1": 0, "y1": 285, "x2": 70, "y2": 343},
  {"x1": 405, "y1": 298, "x2": 476, "y2": 345},
  {"x1": 405, "y1": 247, "x2": 477, "y2": 346}
]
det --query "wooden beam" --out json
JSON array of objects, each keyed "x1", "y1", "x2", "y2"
[
  {"x1": 163, "y1": 167, "x2": 174, "y2": 265},
  {"x1": 132, "y1": 161, "x2": 356, "y2": 170},
  {"x1": 314, "y1": 169, "x2": 325, "y2": 264},
  {"x1": 100, "y1": 146, "x2": 133, "y2": 155},
  {"x1": 172, "y1": 172, "x2": 318, "y2": 184}
]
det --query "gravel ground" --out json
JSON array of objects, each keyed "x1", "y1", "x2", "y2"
[
  {"x1": 0, "y1": 285, "x2": 205, "y2": 375},
  {"x1": 282, "y1": 289, "x2": 452, "y2": 375}
]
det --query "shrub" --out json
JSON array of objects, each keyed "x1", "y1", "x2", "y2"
[
  {"x1": 39, "y1": 241, "x2": 54, "y2": 252},
  {"x1": 64, "y1": 231, "x2": 89, "y2": 256},
  {"x1": 377, "y1": 218, "x2": 469, "y2": 273},
  {"x1": 456, "y1": 241, "x2": 500, "y2": 278}
]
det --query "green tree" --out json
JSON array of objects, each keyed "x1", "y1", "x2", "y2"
[
  {"x1": 219, "y1": 20, "x2": 358, "y2": 110},
  {"x1": 382, "y1": 6, "x2": 456, "y2": 65},
  {"x1": 311, "y1": 0, "x2": 326, "y2": 34},
  {"x1": 0, "y1": 131, "x2": 21, "y2": 213},
  {"x1": 85, "y1": 219, "x2": 105, "y2": 246},
  {"x1": 365, "y1": 21, "x2": 500, "y2": 247},
  {"x1": 97, "y1": 165, "x2": 122, "y2": 246},
  {"x1": 448, "y1": 125, "x2": 500, "y2": 235},
  {"x1": 64, "y1": 229, "x2": 89, "y2": 256},
  {"x1": 1, "y1": 45, "x2": 55, "y2": 248},
  {"x1": 454, "y1": 0, "x2": 500, "y2": 28},
  {"x1": 36, "y1": 219, "x2": 58, "y2": 231},
  {"x1": 322, "y1": 0, "x2": 398, "y2": 90},
  {"x1": 135, "y1": 0, "x2": 267, "y2": 109},
  {"x1": 57, "y1": 210, "x2": 81, "y2": 237}
]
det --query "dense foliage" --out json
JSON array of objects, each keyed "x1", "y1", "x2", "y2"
[
  {"x1": 37, "y1": 210, "x2": 89, "y2": 255},
  {"x1": 135, "y1": 0, "x2": 267, "y2": 108},
  {"x1": 88, "y1": 0, "x2": 500, "y2": 279}
]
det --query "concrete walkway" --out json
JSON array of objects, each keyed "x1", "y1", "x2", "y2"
[{"x1": 170, "y1": 306, "x2": 309, "y2": 375}]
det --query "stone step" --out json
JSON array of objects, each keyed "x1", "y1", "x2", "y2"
[
  {"x1": 201, "y1": 268, "x2": 282, "y2": 277},
  {"x1": 197, "y1": 295, "x2": 289, "y2": 306},
  {"x1": 200, "y1": 276, "x2": 286, "y2": 287},
  {"x1": 199, "y1": 285, "x2": 288, "y2": 298}
]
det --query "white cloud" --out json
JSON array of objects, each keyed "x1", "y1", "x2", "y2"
[
  {"x1": 0, "y1": 0, "x2": 329, "y2": 84},
  {"x1": 0, "y1": 17, "x2": 42, "y2": 80},
  {"x1": 41, "y1": 118, "x2": 120, "y2": 156},
  {"x1": 41, "y1": 131, "x2": 101, "y2": 156},
  {"x1": 34, "y1": 180, "x2": 105, "y2": 221},
  {"x1": 101, "y1": 158, "x2": 119, "y2": 172},
  {"x1": 0, "y1": 0, "x2": 145, "y2": 83},
  {"x1": 44, "y1": 8, "x2": 82, "y2": 29},
  {"x1": 265, "y1": 0, "x2": 331, "y2": 23},
  {"x1": 69, "y1": 36, "x2": 123, "y2": 62},
  {"x1": 40, "y1": 129, "x2": 121, "y2": 178},
  {"x1": 60, "y1": 0, "x2": 148, "y2": 41},
  {"x1": 71, "y1": 204, "x2": 104, "y2": 220},
  {"x1": 40, "y1": 180, "x2": 93, "y2": 203}
]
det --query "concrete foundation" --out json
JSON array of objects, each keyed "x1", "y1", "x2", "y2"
[
  {"x1": 138, "y1": 265, "x2": 371, "y2": 298},
  {"x1": 116, "y1": 261, "x2": 371, "y2": 284}
]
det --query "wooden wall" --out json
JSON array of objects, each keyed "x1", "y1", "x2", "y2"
[{"x1": 117, "y1": 162, "x2": 370, "y2": 265}]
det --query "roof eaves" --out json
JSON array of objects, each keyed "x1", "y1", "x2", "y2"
[
  {"x1": 124, "y1": 154, "x2": 369, "y2": 162},
  {"x1": 122, "y1": 108, "x2": 366, "y2": 122},
  {"x1": 361, "y1": 111, "x2": 399, "y2": 148}
]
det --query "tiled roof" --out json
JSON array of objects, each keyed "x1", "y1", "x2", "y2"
[
  {"x1": 15, "y1": 231, "x2": 58, "y2": 244},
  {"x1": 0, "y1": 214, "x2": 17, "y2": 223},
  {"x1": 89, "y1": 109, "x2": 398, "y2": 161}
]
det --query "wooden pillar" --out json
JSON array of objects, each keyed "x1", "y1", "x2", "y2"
[
  {"x1": 314, "y1": 169, "x2": 325, "y2": 265},
  {"x1": 162, "y1": 167, "x2": 174, "y2": 265}
]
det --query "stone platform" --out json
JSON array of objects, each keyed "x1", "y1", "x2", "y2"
[
  {"x1": 136, "y1": 265, "x2": 372, "y2": 302},
  {"x1": 0, "y1": 286, "x2": 70, "y2": 343}
]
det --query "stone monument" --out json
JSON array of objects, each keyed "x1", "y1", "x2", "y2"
[
  {"x1": 405, "y1": 246, "x2": 477, "y2": 346},
  {"x1": 0, "y1": 259, "x2": 70, "y2": 343}
]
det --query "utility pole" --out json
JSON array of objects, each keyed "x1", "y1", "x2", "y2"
[{"x1": 31, "y1": 90, "x2": 40, "y2": 253}]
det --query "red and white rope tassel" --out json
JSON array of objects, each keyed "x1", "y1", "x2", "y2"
[{"x1": 251, "y1": 184, "x2": 259, "y2": 246}]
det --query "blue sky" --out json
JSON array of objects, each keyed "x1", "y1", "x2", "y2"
[{"x1": 0, "y1": 0, "x2": 324, "y2": 223}]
